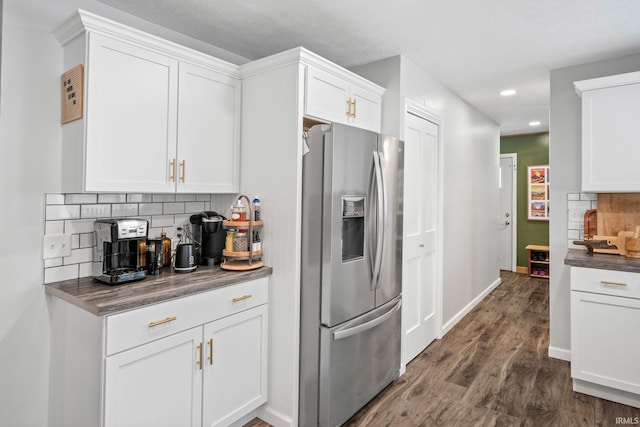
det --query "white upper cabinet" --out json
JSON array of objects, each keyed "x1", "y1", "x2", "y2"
[
  {"x1": 574, "y1": 71, "x2": 640, "y2": 192},
  {"x1": 305, "y1": 61, "x2": 383, "y2": 133},
  {"x1": 55, "y1": 10, "x2": 240, "y2": 193}
]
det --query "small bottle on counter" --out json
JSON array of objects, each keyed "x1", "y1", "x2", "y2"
[
  {"x1": 252, "y1": 195, "x2": 261, "y2": 221},
  {"x1": 252, "y1": 230, "x2": 261, "y2": 251},
  {"x1": 160, "y1": 231, "x2": 172, "y2": 267},
  {"x1": 225, "y1": 231, "x2": 235, "y2": 252}
]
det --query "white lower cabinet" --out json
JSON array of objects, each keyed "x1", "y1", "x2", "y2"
[
  {"x1": 104, "y1": 328, "x2": 203, "y2": 427},
  {"x1": 570, "y1": 267, "x2": 640, "y2": 407},
  {"x1": 50, "y1": 277, "x2": 269, "y2": 427}
]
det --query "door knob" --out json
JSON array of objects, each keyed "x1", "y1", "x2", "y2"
[
  {"x1": 419, "y1": 244, "x2": 425, "y2": 248},
  {"x1": 505, "y1": 221, "x2": 511, "y2": 226}
]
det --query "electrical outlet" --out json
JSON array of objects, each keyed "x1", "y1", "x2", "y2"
[{"x1": 43, "y1": 234, "x2": 72, "y2": 259}]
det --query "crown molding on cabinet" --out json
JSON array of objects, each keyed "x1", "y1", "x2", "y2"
[
  {"x1": 238, "y1": 46, "x2": 385, "y2": 97},
  {"x1": 574, "y1": 70, "x2": 640, "y2": 96},
  {"x1": 54, "y1": 9, "x2": 240, "y2": 78}
]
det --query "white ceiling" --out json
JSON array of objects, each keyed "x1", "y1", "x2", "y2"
[{"x1": 98, "y1": 0, "x2": 640, "y2": 135}]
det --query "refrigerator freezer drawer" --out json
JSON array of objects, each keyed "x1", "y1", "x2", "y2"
[{"x1": 319, "y1": 296, "x2": 401, "y2": 427}]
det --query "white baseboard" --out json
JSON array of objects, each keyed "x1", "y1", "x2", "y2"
[
  {"x1": 441, "y1": 277, "x2": 501, "y2": 335},
  {"x1": 256, "y1": 405, "x2": 294, "y2": 427},
  {"x1": 548, "y1": 346, "x2": 571, "y2": 361}
]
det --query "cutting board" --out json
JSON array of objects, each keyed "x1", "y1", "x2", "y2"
[
  {"x1": 593, "y1": 231, "x2": 634, "y2": 255},
  {"x1": 597, "y1": 193, "x2": 640, "y2": 236}
]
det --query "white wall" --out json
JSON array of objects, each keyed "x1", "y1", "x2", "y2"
[
  {"x1": 354, "y1": 56, "x2": 501, "y2": 332},
  {"x1": 0, "y1": 1, "x2": 246, "y2": 425},
  {"x1": 548, "y1": 53, "x2": 640, "y2": 358}
]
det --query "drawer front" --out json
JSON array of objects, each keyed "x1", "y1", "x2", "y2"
[
  {"x1": 571, "y1": 267, "x2": 640, "y2": 299},
  {"x1": 105, "y1": 277, "x2": 268, "y2": 355}
]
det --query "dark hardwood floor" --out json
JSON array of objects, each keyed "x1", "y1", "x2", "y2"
[{"x1": 247, "y1": 271, "x2": 640, "y2": 426}]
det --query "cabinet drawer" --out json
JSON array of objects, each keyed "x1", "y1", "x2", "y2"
[
  {"x1": 105, "y1": 277, "x2": 268, "y2": 355},
  {"x1": 571, "y1": 267, "x2": 640, "y2": 299}
]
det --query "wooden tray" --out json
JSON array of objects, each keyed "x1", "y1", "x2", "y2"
[{"x1": 220, "y1": 260, "x2": 264, "y2": 271}]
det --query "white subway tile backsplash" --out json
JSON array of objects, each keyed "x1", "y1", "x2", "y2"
[
  {"x1": 79, "y1": 233, "x2": 94, "y2": 248},
  {"x1": 153, "y1": 194, "x2": 175, "y2": 202},
  {"x1": 65, "y1": 219, "x2": 96, "y2": 234},
  {"x1": 46, "y1": 194, "x2": 65, "y2": 205},
  {"x1": 44, "y1": 264, "x2": 79, "y2": 284},
  {"x1": 66, "y1": 193, "x2": 97, "y2": 204},
  {"x1": 64, "y1": 247, "x2": 94, "y2": 265},
  {"x1": 44, "y1": 258, "x2": 63, "y2": 268},
  {"x1": 45, "y1": 221, "x2": 64, "y2": 235},
  {"x1": 46, "y1": 205, "x2": 81, "y2": 220},
  {"x1": 111, "y1": 203, "x2": 139, "y2": 217},
  {"x1": 176, "y1": 193, "x2": 197, "y2": 202},
  {"x1": 71, "y1": 234, "x2": 80, "y2": 250},
  {"x1": 127, "y1": 194, "x2": 153, "y2": 203},
  {"x1": 567, "y1": 193, "x2": 580, "y2": 201},
  {"x1": 151, "y1": 215, "x2": 176, "y2": 228},
  {"x1": 98, "y1": 193, "x2": 127, "y2": 204},
  {"x1": 185, "y1": 202, "x2": 206, "y2": 213},
  {"x1": 81, "y1": 204, "x2": 111, "y2": 218},
  {"x1": 580, "y1": 193, "x2": 597, "y2": 201},
  {"x1": 163, "y1": 202, "x2": 185, "y2": 215},
  {"x1": 139, "y1": 203, "x2": 163, "y2": 215},
  {"x1": 43, "y1": 192, "x2": 229, "y2": 283}
]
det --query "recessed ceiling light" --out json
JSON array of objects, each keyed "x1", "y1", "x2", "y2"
[
  {"x1": 529, "y1": 121, "x2": 541, "y2": 126},
  {"x1": 500, "y1": 89, "x2": 516, "y2": 96}
]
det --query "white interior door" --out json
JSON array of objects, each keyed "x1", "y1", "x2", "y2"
[
  {"x1": 402, "y1": 111, "x2": 439, "y2": 366},
  {"x1": 499, "y1": 154, "x2": 517, "y2": 271}
]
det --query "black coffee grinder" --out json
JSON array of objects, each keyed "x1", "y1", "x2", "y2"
[{"x1": 189, "y1": 211, "x2": 226, "y2": 265}]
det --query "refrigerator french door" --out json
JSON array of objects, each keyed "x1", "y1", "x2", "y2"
[{"x1": 300, "y1": 123, "x2": 404, "y2": 427}]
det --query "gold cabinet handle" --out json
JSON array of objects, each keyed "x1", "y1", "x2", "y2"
[
  {"x1": 600, "y1": 280, "x2": 628, "y2": 287},
  {"x1": 207, "y1": 339, "x2": 213, "y2": 365},
  {"x1": 180, "y1": 160, "x2": 186, "y2": 182},
  {"x1": 147, "y1": 316, "x2": 177, "y2": 328},
  {"x1": 346, "y1": 98, "x2": 352, "y2": 117},
  {"x1": 232, "y1": 294, "x2": 252, "y2": 303},
  {"x1": 196, "y1": 343, "x2": 203, "y2": 370},
  {"x1": 352, "y1": 98, "x2": 357, "y2": 118},
  {"x1": 170, "y1": 159, "x2": 176, "y2": 182}
]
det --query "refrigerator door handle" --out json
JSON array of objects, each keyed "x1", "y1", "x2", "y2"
[
  {"x1": 372, "y1": 151, "x2": 386, "y2": 289},
  {"x1": 332, "y1": 299, "x2": 401, "y2": 341}
]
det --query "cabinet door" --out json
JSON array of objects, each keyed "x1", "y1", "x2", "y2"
[
  {"x1": 305, "y1": 66, "x2": 350, "y2": 126},
  {"x1": 582, "y1": 83, "x2": 640, "y2": 191},
  {"x1": 86, "y1": 33, "x2": 177, "y2": 192},
  {"x1": 104, "y1": 327, "x2": 202, "y2": 427},
  {"x1": 571, "y1": 290, "x2": 640, "y2": 395},
  {"x1": 349, "y1": 84, "x2": 382, "y2": 133},
  {"x1": 177, "y1": 63, "x2": 241, "y2": 193},
  {"x1": 202, "y1": 304, "x2": 268, "y2": 427}
]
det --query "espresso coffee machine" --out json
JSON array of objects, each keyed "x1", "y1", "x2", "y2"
[
  {"x1": 189, "y1": 211, "x2": 226, "y2": 265},
  {"x1": 93, "y1": 218, "x2": 148, "y2": 284}
]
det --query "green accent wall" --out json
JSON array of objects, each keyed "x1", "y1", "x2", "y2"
[{"x1": 501, "y1": 133, "x2": 549, "y2": 268}]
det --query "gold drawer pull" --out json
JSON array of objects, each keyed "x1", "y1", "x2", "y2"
[
  {"x1": 147, "y1": 316, "x2": 177, "y2": 327},
  {"x1": 196, "y1": 343, "x2": 203, "y2": 370},
  {"x1": 600, "y1": 280, "x2": 627, "y2": 287},
  {"x1": 232, "y1": 294, "x2": 252, "y2": 303}
]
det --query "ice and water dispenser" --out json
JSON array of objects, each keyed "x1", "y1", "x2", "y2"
[{"x1": 341, "y1": 196, "x2": 365, "y2": 262}]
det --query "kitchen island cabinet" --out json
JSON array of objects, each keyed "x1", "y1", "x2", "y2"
[
  {"x1": 47, "y1": 267, "x2": 270, "y2": 427},
  {"x1": 55, "y1": 10, "x2": 240, "y2": 194},
  {"x1": 574, "y1": 71, "x2": 640, "y2": 192},
  {"x1": 565, "y1": 250, "x2": 640, "y2": 409}
]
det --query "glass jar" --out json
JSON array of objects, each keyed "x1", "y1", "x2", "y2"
[
  {"x1": 233, "y1": 232, "x2": 248, "y2": 252},
  {"x1": 160, "y1": 231, "x2": 172, "y2": 267}
]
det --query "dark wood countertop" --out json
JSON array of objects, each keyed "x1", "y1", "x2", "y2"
[
  {"x1": 564, "y1": 249, "x2": 640, "y2": 273},
  {"x1": 45, "y1": 265, "x2": 272, "y2": 316}
]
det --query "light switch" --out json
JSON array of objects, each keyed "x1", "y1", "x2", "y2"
[{"x1": 43, "y1": 234, "x2": 73, "y2": 259}]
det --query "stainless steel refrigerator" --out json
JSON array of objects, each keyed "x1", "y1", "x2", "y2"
[{"x1": 299, "y1": 123, "x2": 404, "y2": 427}]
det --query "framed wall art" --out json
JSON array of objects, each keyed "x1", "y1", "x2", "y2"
[{"x1": 528, "y1": 165, "x2": 549, "y2": 221}]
